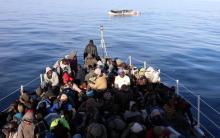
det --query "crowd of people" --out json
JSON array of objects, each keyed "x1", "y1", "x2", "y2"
[{"x1": 0, "y1": 40, "x2": 196, "y2": 138}]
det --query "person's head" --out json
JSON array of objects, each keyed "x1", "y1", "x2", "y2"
[
  {"x1": 94, "y1": 68, "x2": 102, "y2": 77},
  {"x1": 46, "y1": 67, "x2": 53, "y2": 77},
  {"x1": 17, "y1": 104, "x2": 24, "y2": 113},
  {"x1": 118, "y1": 68, "x2": 125, "y2": 78},
  {"x1": 89, "y1": 39, "x2": 94, "y2": 44},
  {"x1": 22, "y1": 110, "x2": 35, "y2": 124},
  {"x1": 68, "y1": 51, "x2": 77, "y2": 60},
  {"x1": 60, "y1": 94, "x2": 68, "y2": 103},
  {"x1": 62, "y1": 59, "x2": 69, "y2": 65}
]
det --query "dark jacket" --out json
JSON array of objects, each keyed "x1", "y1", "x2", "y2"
[{"x1": 84, "y1": 42, "x2": 98, "y2": 59}]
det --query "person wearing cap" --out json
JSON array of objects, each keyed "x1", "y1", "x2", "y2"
[
  {"x1": 88, "y1": 68, "x2": 107, "y2": 91},
  {"x1": 114, "y1": 68, "x2": 130, "y2": 89},
  {"x1": 17, "y1": 110, "x2": 36, "y2": 138},
  {"x1": 44, "y1": 67, "x2": 59, "y2": 87},
  {"x1": 84, "y1": 40, "x2": 98, "y2": 59}
]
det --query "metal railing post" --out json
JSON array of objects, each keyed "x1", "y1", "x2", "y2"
[
  {"x1": 197, "y1": 95, "x2": 201, "y2": 128},
  {"x1": 20, "y1": 85, "x2": 24, "y2": 95},
  {"x1": 40, "y1": 74, "x2": 43, "y2": 84},
  {"x1": 144, "y1": 61, "x2": 146, "y2": 69},
  {"x1": 129, "y1": 56, "x2": 132, "y2": 66},
  {"x1": 176, "y1": 80, "x2": 179, "y2": 95}
]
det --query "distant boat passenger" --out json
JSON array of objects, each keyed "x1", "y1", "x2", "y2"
[{"x1": 84, "y1": 40, "x2": 98, "y2": 59}]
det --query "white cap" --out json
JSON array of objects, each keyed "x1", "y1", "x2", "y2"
[
  {"x1": 46, "y1": 67, "x2": 52, "y2": 73},
  {"x1": 94, "y1": 68, "x2": 101, "y2": 75}
]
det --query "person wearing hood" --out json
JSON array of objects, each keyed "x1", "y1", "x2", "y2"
[
  {"x1": 17, "y1": 110, "x2": 36, "y2": 138},
  {"x1": 114, "y1": 68, "x2": 130, "y2": 89},
  {"x1": 84, "y1": 40, "x2": 98, "y2": 59},
  {"x1": 44, "y1": 67, "x2": 59, "y2": 88}
]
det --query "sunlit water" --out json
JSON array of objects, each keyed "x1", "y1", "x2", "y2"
[{"x1": 0, "y1": 0, "x2": 220, "y2": 134}]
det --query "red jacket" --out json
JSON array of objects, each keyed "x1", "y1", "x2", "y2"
[{"x1": 62, "y1": 72, "x2": 74, "y2": 84}]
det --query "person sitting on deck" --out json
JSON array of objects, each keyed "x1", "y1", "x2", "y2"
[
  {"x1": 88, "y1": 68, "x2": 107, "y2": 99},
  {"x1": 84, "y1": 39, "x2": 98, "y2": 59},
  {"x1": 62, "y1": 67, "x2": 74, "y2": 85},
  {"x1": 114, "y1": 68, "x2": 130, "y2": 89},
  {"x1": 43, "y1": 67, "x2": 59, "y2": 88},
  {"x1": 16, "y1": 110, "x2": 36, "y2": 138}
]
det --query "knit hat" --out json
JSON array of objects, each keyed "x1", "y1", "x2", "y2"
[
  {"x1": 46, "y1": 67, "x2": 52, "y2": 73},
  {"x1": 22, "y1": 110, "x2": 34, "y2": 122},
  {"x1": 130, "y1": 122, "x2": 144, "y2": 133},
  {"x1": 60, "y1": 94, "x2": 68, "y2": 101},
  {"x1": 94, "y1": 68, "x2": 101, "y2": 75}
]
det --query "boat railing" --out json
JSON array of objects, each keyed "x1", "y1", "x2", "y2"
[
  {"x1": 0, "y1": 76, "x2": 40, "y2": 112},
  {"x1": 125, "y1": 55, "x2": 220, "y2": 137}
]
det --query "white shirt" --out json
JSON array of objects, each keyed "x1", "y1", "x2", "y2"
[{"x1": 114, "y1": 75, "x2": 130, "y2": 89}]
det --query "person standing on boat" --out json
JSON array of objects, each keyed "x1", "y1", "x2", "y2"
[
  {"x1": 84, "y1": 40, "x2": 98, "y2": 59},
  {"x1": 114, "y1": 68, "x2": 130, "y2": 89}
]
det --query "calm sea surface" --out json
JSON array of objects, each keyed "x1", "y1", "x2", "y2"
[{"x1": 0, "y1": 0, "x2": 220, "y2": 134}]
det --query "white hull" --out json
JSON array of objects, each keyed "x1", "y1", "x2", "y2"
[{"x1": 108, "y1": 10, "x2": 140, "y2": 16}]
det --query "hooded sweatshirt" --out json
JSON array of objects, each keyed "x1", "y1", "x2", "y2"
[
  {"x1": 17, "y1": 110, "x2": 36, "y2": 138},
  {"x1": 44, "y1": 69, "x2": 59, "y2": 87}
]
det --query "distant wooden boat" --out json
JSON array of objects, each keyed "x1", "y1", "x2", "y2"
[{"x1": 108, "y1": 10, "x2": 140, "y2": 16}]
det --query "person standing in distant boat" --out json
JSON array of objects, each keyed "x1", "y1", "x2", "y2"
[{"x1": 84, "y1": 40, "x2": 98, "y2": 59}]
